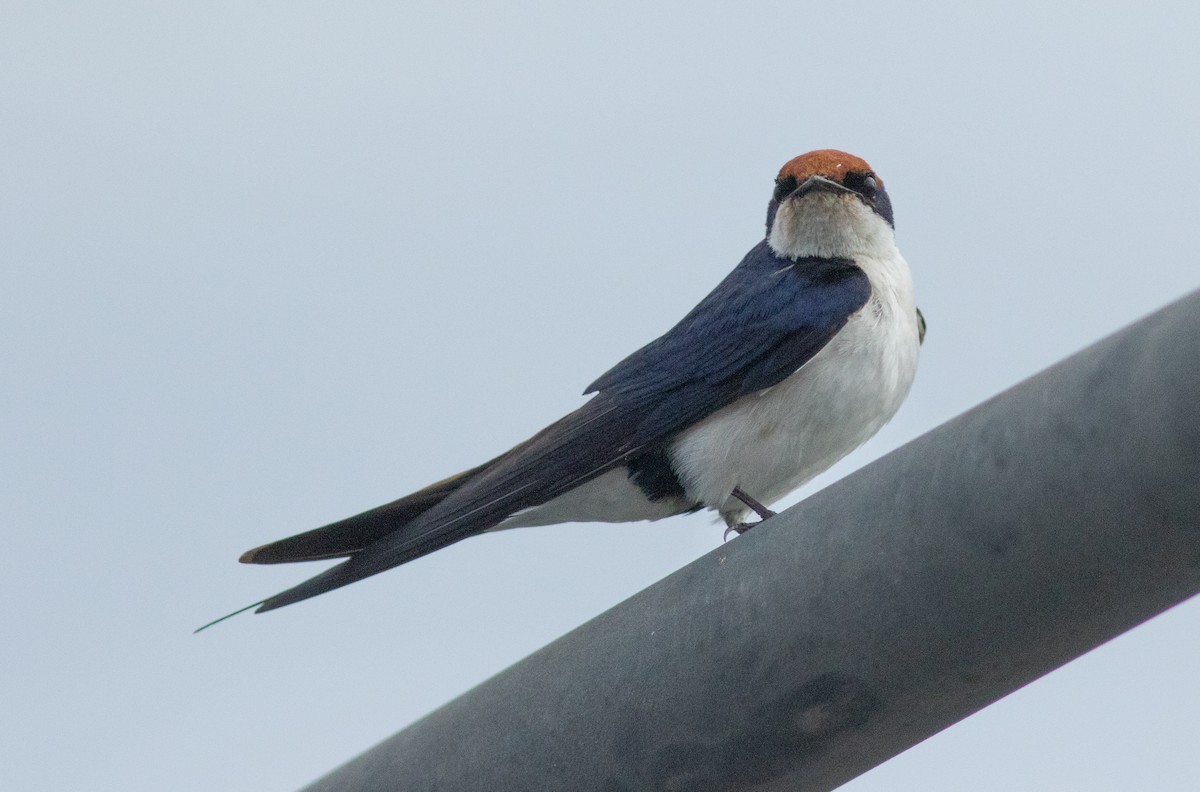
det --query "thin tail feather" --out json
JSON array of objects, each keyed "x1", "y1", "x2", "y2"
[{"x1": 194, "y1": 600, "x2": 266, "y2": 633}]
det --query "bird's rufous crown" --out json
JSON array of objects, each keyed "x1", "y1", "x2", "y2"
[{"x1": 776, "y1": 149, "x2": 878, "y2": 186}]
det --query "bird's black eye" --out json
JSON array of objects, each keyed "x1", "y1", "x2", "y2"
[
  {"x1": 772, "y1": 175, "x2": 798, "y2": 203},
  {"x1": 843, "y1": 171, "x2": 878, "y2": 199}
]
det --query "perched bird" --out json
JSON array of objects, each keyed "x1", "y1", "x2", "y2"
[{"x1": 210, "y1": 149, "x2": 923, "y2": 624}]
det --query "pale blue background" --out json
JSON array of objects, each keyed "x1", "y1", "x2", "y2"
[{"x1": 4, "y1": 2, "x2": 1199, "y2": 790}]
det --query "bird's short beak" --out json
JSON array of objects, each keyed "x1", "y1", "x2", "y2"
[{"x1": 789, "y1": 175, "x2": 854, "y2": 200}]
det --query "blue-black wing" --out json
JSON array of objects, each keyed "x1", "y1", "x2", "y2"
[
  {"x1": 586, "y1": 240, "x2": 871, "y2": 438},
  {"x1": 251, "y1": 241, "x2": 870, "y2": 611}
]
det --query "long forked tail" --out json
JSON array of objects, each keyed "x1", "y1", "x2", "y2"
[
  {"x1": 194, "y1": 461, "x2": 493, "y2": 632},
  {"x1": 243, "y1": 523, "x2": 468, "y2": 614}
]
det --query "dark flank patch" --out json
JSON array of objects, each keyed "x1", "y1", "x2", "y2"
[{"x1": 626, "y1": 447, "x2": 687, "y2": 501}]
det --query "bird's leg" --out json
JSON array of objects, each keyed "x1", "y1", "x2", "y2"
[
  {"x1": 732, "y1": 487, "x2": 776, "y2": 520},
  {"x1": 723, "y1": 487, "x2": 777, "y2": 540}
]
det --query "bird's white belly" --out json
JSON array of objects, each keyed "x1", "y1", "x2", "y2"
[
  {"x1": 493, "y1": 466, "x2": 691, "y2": 531},
  {"x1": 669, "y1": 283, "x2": 919, "y2": 522}
]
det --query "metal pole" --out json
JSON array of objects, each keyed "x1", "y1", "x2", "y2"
[{"x1": 302, "y1": 289, "x2": 1200, "y2": 792}]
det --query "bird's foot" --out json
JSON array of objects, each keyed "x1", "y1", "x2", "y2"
[
  {"x1": 723, "y1": 487, "x2": 777, "y2": 541},
  {"x1": 723, "y1": 521, "x2": 760, "y2": 541}
]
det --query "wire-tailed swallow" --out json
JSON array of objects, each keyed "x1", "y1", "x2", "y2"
[{"x1": 206, "y1": 149, "x2": 923, "y2": 624}]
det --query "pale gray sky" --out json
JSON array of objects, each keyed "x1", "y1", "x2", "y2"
[{"x1": 3, "y1": 2, "x2": 1199, "y2": 790}]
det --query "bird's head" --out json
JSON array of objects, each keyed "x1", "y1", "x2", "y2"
[{"x1": 765, "y1": 149, "x2": 895, "y2": 260}]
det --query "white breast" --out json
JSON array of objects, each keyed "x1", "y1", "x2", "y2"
[{"x1": 668, "y1": 248, "x2": 920, "y2": 523}]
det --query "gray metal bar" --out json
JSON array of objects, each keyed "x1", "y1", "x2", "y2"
[{"x1": 302, "y1": 289, "x2": 1200, "y2": 792}]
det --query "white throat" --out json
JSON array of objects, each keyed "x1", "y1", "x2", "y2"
[{"x1": 768, "y1": 193, "x2": 895, "y2": 261}]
